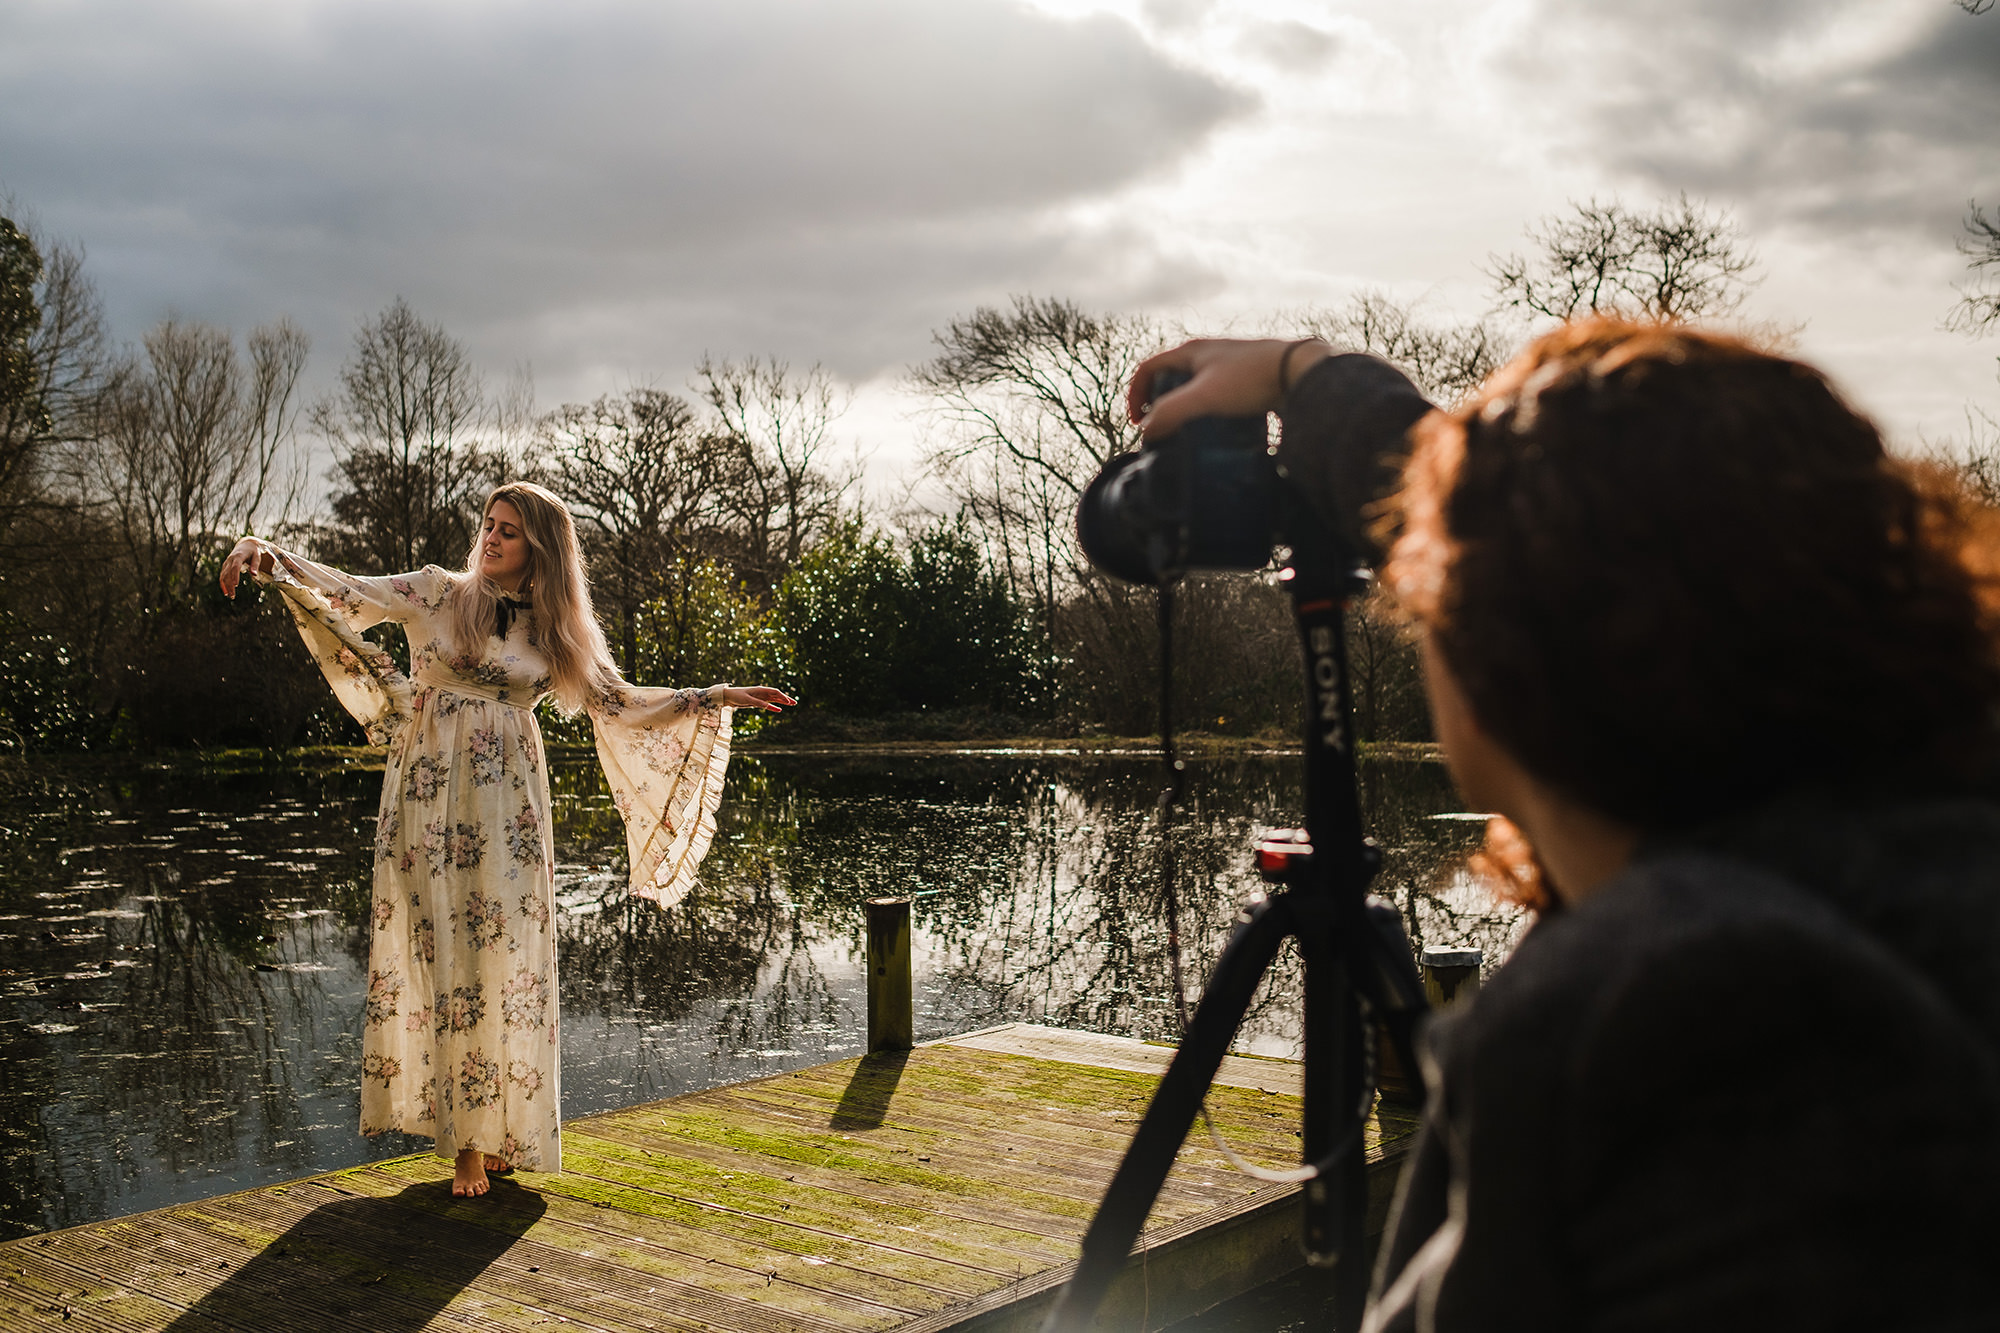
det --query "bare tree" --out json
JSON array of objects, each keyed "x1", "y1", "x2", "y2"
[
  {"x1": 1936, "y1": 408, "x2": 2000, "y2": 502},
  {"x1": 910, "y1": 296, "x2": 1319, "y2": 733},
  {"x1": 0, "y1": 220, "x2": 125, "y2": 721},
  {"x1": 915, "y1": 295, "x2": 1149, "y2": 496},
  {"x1": 1488, "y1": 194, "x2": 1759, "y2": 324},
  {"x1": 0, "y1": 219, "x2": 42, "y2": 497},
  {"x1": 492, "y1": 363, "x2": 540, "y2": 464},
  {"x1": 0, "y1": 218, "x2": 108, "y2": 550},
  {"x1": 913, "y1": 296, "x2": 1158, "y2": 646},
  {"x1": 537, "y1": 388, "x2": 732, "y2": 676},
  {"x1": 312, "y1": 299, "x2": 500, "y2": 573},
  {"x1": 89, "y1": 317, "x2": 309, "y2": 607},
  {"x1": 697, "y1": 355, "x2": 853, "y2": 590},
  {"x1": 1293, "y1": 291, "x2": 1512, "y2": 406},
  {"x1": 1949, "y1": 201, "x2": 2000, "y2": 336}
]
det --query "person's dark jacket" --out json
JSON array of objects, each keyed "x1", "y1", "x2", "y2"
[{"x1": 1277, "y1": 356, "x2": 2000, "y2": 1332}]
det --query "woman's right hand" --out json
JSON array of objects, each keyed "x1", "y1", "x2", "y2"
[{"x1": 218, "y1": 538, "x2": 272, "y2": 598}]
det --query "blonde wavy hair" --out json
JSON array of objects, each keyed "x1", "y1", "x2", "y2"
[{"x1": 444, "y1": 481, "x2": 619, "y2": 715}]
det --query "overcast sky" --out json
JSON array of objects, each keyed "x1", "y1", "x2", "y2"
[{"x1": 3, "y1": 0, "x2": 1995, "y2": 498}]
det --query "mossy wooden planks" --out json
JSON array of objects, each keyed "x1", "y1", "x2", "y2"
[{"x1": 0, "y1": 1025, "x2": 1419, "y2": 1333}]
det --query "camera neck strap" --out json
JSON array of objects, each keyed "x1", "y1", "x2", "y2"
[{"x1": 1156, "y1": 578, "x2": 1191, "y2": 1031}]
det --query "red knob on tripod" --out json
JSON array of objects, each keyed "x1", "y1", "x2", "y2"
[{"x1": 1254, "y1": 828, "x2": 1314, "y2": 880}]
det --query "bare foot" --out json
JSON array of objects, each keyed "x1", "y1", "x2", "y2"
[
  {"x1": 452, "y1": 1148, "x2": 489, "y2": 1197},
  {"x1": 483, "y1": 1153, "x2": 513, "y2": 1176}
]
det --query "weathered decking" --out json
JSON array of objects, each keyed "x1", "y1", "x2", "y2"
[{"x1": 0, "y1": 1025, "x2": 1419, "y2": 1332}]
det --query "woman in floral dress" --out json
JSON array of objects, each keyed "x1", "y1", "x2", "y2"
[{"x1": 220, "y1": 481, "x2": 792, "y2": 1196}]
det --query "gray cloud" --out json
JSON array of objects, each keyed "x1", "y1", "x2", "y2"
[
  {"x1": 1141, "y1": 0, "x2": 1221, "y2": 34},
  {"x1": 0, "y1": 0, "x2": 1247, "y2": 395},
  {"x1": 1237, "y1": 20, "x2": 1345, "y2": 75},
  {"x1": 1497, "y1": 0, "x2": 2000, "y2": 239}
]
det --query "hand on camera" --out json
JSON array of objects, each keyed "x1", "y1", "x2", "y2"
[{"x1": 1127, "y1": 338, "x2": 1332, "y2": 440}]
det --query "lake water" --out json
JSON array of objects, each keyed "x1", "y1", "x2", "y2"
[{"x1": 0, "y1": 745, "x2": 1523, "y2": 1244}]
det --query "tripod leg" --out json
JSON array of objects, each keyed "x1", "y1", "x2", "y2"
[
  {"x1": 1356, "y1": 895, "x2": 1429, "y2": 1090},
  {"x1": 1326, "y1": 984, "x2": 1371, "y2": 1332},
  {"x1": 1316, "y1": 896, "x2": 1429, "y2": 1328},
  {"x1": 1039, "y1": 897, "x2": 1295, "y2": 1333},
  {"x1": 1296, "y1": 912, "x2": 1374, "y2": 1332},
  {"x1": 1299, "y1": 927, "x2": 1345, "y2": 1262}
]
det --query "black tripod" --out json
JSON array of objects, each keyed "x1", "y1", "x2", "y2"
[{"x1": 1041, "y1": 522, "x2": 1430, "y2": 1333}]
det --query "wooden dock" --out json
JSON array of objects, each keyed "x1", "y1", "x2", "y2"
[{"x1": 0, "y1": 1024, "x2": 1419, "y2": 1332}]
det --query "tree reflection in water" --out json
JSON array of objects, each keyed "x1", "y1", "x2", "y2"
[{"x1": 0, "y1": 746, "x2": 1520, "y2": 1242}]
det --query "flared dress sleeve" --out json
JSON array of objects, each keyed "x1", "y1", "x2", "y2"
[
  {"x1": 242, "y1": 537, "x2": 445, "y2": 749},
  {"x1": 587, "y1": 683, "x2": 735, "y2": 909}
]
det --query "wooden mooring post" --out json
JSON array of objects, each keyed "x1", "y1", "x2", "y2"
[
  {"x1": 866, "y1": 895, "x2": 913, "y2": 1052},
  {"x1": 1379, "y1": 945, "x2": 1484, "y2": 1104},
  {"x1": 1420, "y1": 946, "x2": 1483, "y2": 1011}
]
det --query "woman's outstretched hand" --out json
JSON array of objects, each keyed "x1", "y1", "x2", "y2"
[
  {"x1": 1127, "y1": 338, "x2": 1333, "y2": 441},
  {"x1": 218, "y1": 538, "x2": 274, "y2": 598},
  {"x1": 721, "y1": 687, "x2": 796, "y2": 713}
]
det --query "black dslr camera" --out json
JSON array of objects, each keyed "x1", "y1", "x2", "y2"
[{"x1": 1075, "y1": 370, "x2": 1286, "y2": 585}]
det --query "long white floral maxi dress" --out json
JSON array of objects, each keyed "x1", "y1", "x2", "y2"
[{"x1": 244, "y1": 543, "x2": 734, "y2": 1172}]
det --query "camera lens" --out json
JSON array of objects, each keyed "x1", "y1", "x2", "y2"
[{"x1": 1075, "y1": 391, "x2": 1278, "y2": 585}]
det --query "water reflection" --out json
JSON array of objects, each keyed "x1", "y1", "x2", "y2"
[{"x1": 0, "y1": 746, "x2": 1522, "y2": 1240}]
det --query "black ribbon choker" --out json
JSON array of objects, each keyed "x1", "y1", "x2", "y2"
[{"x1": 494, "y1": 593, "x2": 532, "y2": 641}]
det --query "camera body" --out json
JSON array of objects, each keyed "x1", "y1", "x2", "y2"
[{"x1": 1075, "y1": 370, "x2": 1280, "y2": 586}]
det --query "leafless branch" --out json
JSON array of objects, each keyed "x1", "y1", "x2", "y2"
[
  {"x1": 1292, "y1": 292, "x2": 1513, "y2": 405},
  {"x1": 696, "y1": 355, "x2": 854, "y2": 589},
  {"x1": 1948, "y1": 201, "x2": 2000, "y2": 336},
  {"x1": 537, "y1": 387, "x2": 731, "y2": 675},
  {"x1": 311, "y1": 298, "x2": 501, "y2": 572},
  {"x1": 83, "y1": 316, "x2": 309, "y2": 605},
  {"x1": 1487, "y1": 194, "x2": 1759, "y2": 324}
]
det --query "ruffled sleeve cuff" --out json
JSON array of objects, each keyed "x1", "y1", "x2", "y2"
[
  {"x1": 244, "y1": 537, "x2": 417, "y2": 749},
  {"x1": 589, "y1": 682, "x2": 737, "y2": 909}
]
